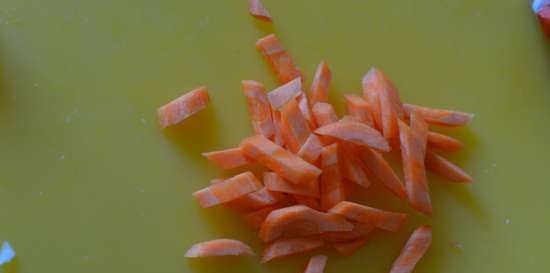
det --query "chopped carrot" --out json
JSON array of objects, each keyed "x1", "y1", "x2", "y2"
[
  {"x1": 262, "y1": 237, "x2": 324, "y2": 263},
  {"x1": 341, "y1": 115, "x2": 360, "y2": 122},
  {"x1": 345, "y1": 95, "x2": 374, "y2": 127},
  {"x1": 298, "y1": 92, "x2": 316, "y2": 128},
  {"x1": 259, "y1": 205, "x2": 353, "y2": 242},
  {"x1": 333, "y1": 237, "x2": 369, "y2": 256},
  {"x1": 304, "y1": 255, "x2": 328, "y2": 273},
  {"x1": 256, "y1": 34, "x2": 303, "y2": 84},
  {"x1": 242, "y1": 80, "x2": 275, "y2": 138},
  {"x1": 389, "y1": 226, "x2": 432, "y2": 273},
  {"x1": 403, "y1": 103, "x2": 473, "y2": 127},
  {"x1": 427, "y1": 131, "x2": 464, "y2": 152},
  {"x1": 425, "y1": 150, "x2": 472, "y2": 182},
  {"x1": 240, "y1": 135, "x2": 321, "y2": 184},
  {"x1": 193, "y1": 171, "x2": 262, "y2": 208},
  {"x1": 271, "y1": 109, "x2": 285, "y2": 146},
  {"x1": 185, "y1": 239, "x2": 255, "y2": 257},
  {"x1": 202, "y1": 147, "x2": 251, "y2": 170},
  {"x1": 357, "y1": 146, "x2": 406, "y2": 199},
  {"x1": 242, "y1": 203, "x2": 290, "y2": 229},
  {"x1": 310, "y1": 61, "x2": 331, "y2": 104},
  {"x1": 293, "y1": 195, "x2": 321, "y2": 210},
  {"x1": 315, "y1": 120, "x2": 390, "y2": 152},
  {"x1": 362, "y1": 68, "x2": 404, "y2": 132},
  {"x1": 320, "y1": 144, "x2": 346, "y2": 211},
  {"x1": 322, "y1": 222, "x2": 374, "y2": 242},
  {"x1": 297, "y1": 134, "x2": 323, "y2": 164},
  {"x1": 328, "y1": 201, "x2": 407, "y2": 232},
  {"x1": 268, "y1": 78, "x2": 302, "y2": 110},
  {"x1": 248, "y1": 0, "x2": 272, "y2": 22},
  {"x1": 379, "y1": 85, "x2": 399, "y2": 140},
  {"x1": 158, "y1": 86, "x2": 210, "y2": 128},
  {"x1": 312, "y1": 102, "x2": 338, "y2": 127},
  {"x1": 339, "y1": 143, "x2": 371, "y2": 189},
  {"x1": 227, "y1": 187, "x2": 289, "y2": 212},
  {"x1": 280, "y1": 99, "x2": 312, "y2": 153},
  {"x1": 264, "y1": 172, "x2": 320, "y2": 197}
]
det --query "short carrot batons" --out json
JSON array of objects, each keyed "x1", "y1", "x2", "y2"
[
  {"x1": 345, "y1": 95, "x2": 374, "y2": 127},
  {"x1": 315, "y1": 120, "x2": 390, "y2": 152},
  {"x1": 389, "y1": 226, "x2": 432, "y2": 273},
  {"x1": 427, "y1": 131, "x2": 464, "y2": 152},
  {"x1": 310, "y1": 61, "x2": 331, "y2": 104},
  {"x1": 202, "y1": 147, "x2": 251, "y2": 170},
  {"x1": 193, "y1": 171, "x2": 262, "y2": 208},
  {"x1": 242, "y1": 80, "x2": 275, "y2": 138},
  {"x1": 322, "y1": 222, "x2": 374, "y2": 242},
  {"x1": 264, "y1": 172, "x2": 320, "y2": 197},
  {"x1": 280, "y1": 99, "x2": 312, "y2": 153},
  {"x1": 262, "y1": 237, "x2": 324, "y2": 263},
  {"x1": 328, "y1": 201, "x2": 407, "y2": 232},
  {"x1": 158, "y1": 86, "x2": 210, "y2": 128},
  {"x1": 312, "y1": 102, "x2": 338, "y2": 127},
  {"x1": 297, "y1": 134, "x2": 323, "y2": 164},
  {"x1": 268, "y1": 78, "x2": 302, "y2": 110},
  {"x1": 185, "y1": 239, "x2": 255, "y2": 257},
  {"x1": 403, "y1": 103, "x2": 473, "y2": 127},
  {"x1": 248, "y1": 0, "x2": 272, "y2": 22},
  {"x1": 358, "y1": 147, "x2": 406, "y2": 199},
  {"x1": 425, "y1": 150, "x2": 472, "y2": 182},
  {"x1": 339, "y1": 143, "x2": 371, "y2": 189},
  {"x1": 362, "y1": 68, "x2": 404, "y2": 133},
  {"x1": 228, "y1": 187, "x2": 288, "y2": 211},
  {"x1": 304, "y1": 255, "x2": 328, "y2": 273},
  {"x1": 320, "y1": 144, "x2": 346, "y2": 211},
  {"x1": 256, "y1": 34, "x2": 303, "y2": 84}
]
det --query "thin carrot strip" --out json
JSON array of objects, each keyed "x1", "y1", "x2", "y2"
[
  {"x1": 358, "y1": 146, "x2": 406, "y2": 199},
  {"x1": 339, "y1": 143, "x2": 371, "y2": 189},
  {"x1": 315, "y1": 120, "x2": 390, "y2": 152},
  {"x1": 262, "y1": 237, "x2": 324, "y2": 263},
  {"x1": 264, "y1": 172, "x2": 320, "y2": 197},
  {"x1": 362, "y1": 68, "x2": 404, "y2": 131},
  {"x1": 192, "y1": 171, "x2": 262, "y2": 208},
  {"x1": 322, "y1": 222, "x2": 374, "y2": 242},
  {"x1": 310, "y1": 61, "x2": 331, "y2": 104},
  {"x1": 320, "y1": 144, "x2": 346, "y2": 211},
  {"x1": 242, "y1": 80, "x2": 275, "y2": 138},
  {"x1": 389, "y1": 226, "x2": 432, "y2": 273},
  {"x1": 202, "y1": 147, "x2": 251, "y2": 169},
  {"x1": 267, "y1": 78, "x2": 302, "y2": 110},
  {"x1": 227, "y1": 187, "x2": 288, "y2": 211},
  {"x1": 256, "y1": 34, "x2": 304, "y2": 84},
  {"x1": 280, "y1": 99, "x2": 312, "y2": 153},
  {"x1": 328, "y1": 201, "x2": 408, "y2": 232},
  {"x1": 333, "y1": 237, "x2": 369, "y2": 256},
  {"x1": 271, "y1": 109, "x2": 285, "y2": 146},
  {"x1": 297, "y1": 134, "x2": 323, "y2": 164},
  {"x1": 298, "y1": 92, "x2": 316, "y2": 128},
  {"x1": 185, "y1": 239, "x2": 255, "y2": 257},
  {"x1": 293, "y1": 195, "x2": 321, "y2": 211},
  {"x1": 248, "y1": 0, "x2": 272, "y2": 22},
  {"x1": 312, "y1": 102, "x2": 338, "y2": 127},
  {"x1": 427, "y1": 131, "x2": 464, "y2": 152},
  {"x1": 304, "y1": 255, "x2": 328, "y2": 273},
  {"x1": 425, "y1": 150, "x2": 472, "y2": 182},
  {"x1": 403, "y1": 103, "x2": 474, "y2": 127},
  {"x1": 242, "y1": 203, "x2": 290, "y2": 229},
  {"x1": 345, "y1": 95, "x2": 374, "y2": 127},
  {"x1": 157, "y1": 86, "x2": 210, "y2": 128}
]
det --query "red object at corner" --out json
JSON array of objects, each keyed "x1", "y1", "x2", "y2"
[{"x1": 534, "y1": 0, "x2": 550, "y2": 37}]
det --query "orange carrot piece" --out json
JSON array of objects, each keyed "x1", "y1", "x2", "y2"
[
  {"x1": 227, "y1": 187, "x2": 288, "y2": 211},
  {"x1": 320, "y1": 144, "x2": 346, "y2": 211},
  {"x1": 328, "y1": 201, "x2": 407, "y2": 232},
  {"x1": 242, "y1": 203, "x2": 289, "y2": 229},
  {"x1": 157, "y1": 86, "x2": 210, "y2": 128},
  {"x1": 358, "y1": 146, "x2": 406, "y2": 200},
  {"x1": 293, "y1": 195, "x2": 321, "y2": 210},
  {"x1": 304, "y1": 255, "x2": 328, "y2": 273},
  {"x1": 403, "y1": 103, "x2": 473, "y2": 127},
  {"x1": 315, "y1": 120, "x2": 390, "y2": 152},
  {"x1": 259, "y1": 205, "x2": 353, "y2": 242},
  {"x1": 322, "y1": 222, "x2": 374, "y2": 242},
  {"x1": 310, "y1": 61, "x2": 331, "y2": 104},
  {"x1": 248, "y1": 0, "x2": 272, "y2": 22},
  {"x1": 264, "y1": 172, "x2": 320, "y2": 197},
  {"x1": 242, "y1": 80, "x2": 275, "y2": 138},
  {"x1": 297, "y1": 134, "x2": 323, "y2": 164},
  {"x1": 362, "y1": 68, "x2": 404, "y2": 131},
  {"x1": 312, "y1": 102, "x2": 338, "y2": 127},
  {"x1": 241, "y1": 135, "x2": 321, "y2": 184},
  {"x1": 345, "y1": 95, "x2": 374, "y2": 127},
  {"x1": 298, "y1": 92, "x2": 316, "y2": 128},
  {"x1": 427, "y1": 131, "x2": 464, "y2": 152},
  {"x1": 339, "y1": 143, "x2": 371, "y2": 189},
  {"x1": 202, "y1": 147, "x2": 251, "y2": 170},
  {"x1": 262, "y1": 237, "x2": 324, "y2": 263},
  {"x1": 268, "y1": 78, "x2": 302, "y2": 110},
  {"x1": 256, "y1": 34, "x2": 304, "y2": 84},
  {"x1": 193, "y1": 171, "x2": 262, "y2": 208},
  {"x1": 280, "y1": 99, "x2": 312, "y2": 153},
  {"x1": 389, "y1": 226, "x2": 432, "y2": 273},
  {"x1": 379, "y1": 86, "x2": 399, "y2": 140},
  {"x1": 271, "y1": 109, "x2": 285, "y2": 146},
  {"x1": 185, "y1": 239, "x2": 255, "y2": 257},
  {"x1": 333, "y1": 237, "x2": 369, "y2": 256},
  {"x1": 425, "y1": 150, "x2": 472, "y2": 182}
]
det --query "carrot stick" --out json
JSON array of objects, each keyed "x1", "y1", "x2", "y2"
[
  {"x1": 339, "y1": 143, "x2": 371, "y2": 189},
  {"x1": 271, "y1": 109, "x2": 285, "y2": 146},
  {"x1": 248, "y1": 0, "x2": 272, "y2": 22},
  {"x1": 185, "y1": 239, "x2": 255, "y2": 257},
  {"x1": 389, "y1": 226, "x2": 432, "y2": 273},
  {"x1": 202, "y1": 147, "x2": 251, "y2": 170},
  {"x1": 242, "y1": 203, "x2": 290, "y2": 229},
  {"x1": 298, "y1": 92, "x2": 316, "y2": 128},
  {"x1": 256, "y1": 34, "x2": 303, "y2": 84},
  {"x1": 315, "y1": 120, "x2": 390, "y2": 152},
  {"x1": 193, "y1": 171, "x2": 263, "y2": 208},
  {"x1": 280, "y1": 99, "x2": 312, "y2": 153},
  {"x1": 311, "y1": 102, "x2": 338, "y2": 127},
  {"x1": 427, "y1": 131, "x2": 464, "y2": 152},
  {"x1": 262, "y1": 237, "x2": 324, "y2": 263},
  {"x1": 292, "y1": 195, "x2": 321, "y2": 210},
  {"x1": 157, "y1": 86, "x2": 210, "y2": 128},
  {"x1": 227, "y1": 187, "x2": 289, "y2": 211},
  {"x1": 403, "y1": 103, "x2": 474, "y2": 127},
  {"x1": 240, "y1": 135, "x2": 321, "y2": 184},
  {"x1": 357, "y1": 146, "x2": 406, "y2": 199},
  {"x1": 310, "y1": 61, "x2": 331, "y2": 104},
  {"x1": 362, "y1": 68, "x2": 404, "y2": 131},
  {"x1": 322, "y1": 222, "x2": 374, "y2": 242},
  {"x1": 320, "y1": 144, "x2": 346, "y2": 211},
  {"x1": 297, "y1": 134, "x2": 323, "y2": 164},
  {"x1": 333, "y1": 237, "x2": 369, "y2": 256},
  {"x1": 242, "y1": 80, "x2": 275, "y2": 138},
  {"x1": 267, "y1": 78, "x2": 302, "y2": 110},
  {"x1": 328, "y1": 201, "x2": 407, "y2": 232},
  {"x1": 264, "y1": 172, "x2": 320, "y2": 197},
  {"x1": 345, "y1": 95, "x2": 374, "y2": 127},
  {"x1": 425, "y1": 150, "x2": 472, "y2": 182},
  {"x1": 304, "y1": 255, "x2": 328, "y2": 273}
]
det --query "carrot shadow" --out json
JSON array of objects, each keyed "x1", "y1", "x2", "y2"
[
  {"x1": 3, "y1": 259, "x2": 19, "y2": 273},
  {"x1": 251, "y1": 17, "x2": 276, "y2": 34}
]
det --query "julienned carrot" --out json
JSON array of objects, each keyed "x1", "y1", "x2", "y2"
[
  {"x1": 357, "y1": 146, "x2": 407, "y2": 200},
  {"x1": 322, "y1": 222, "x2": 374, "y2": 242},
  {"x1": 339, "y1": 143, "x2": 371, "y2": 189},
  {"x1": 315, "y1": 120, "x2": 390, "y2": 152},
  {"x1": 240, "y1": 135, "x2": 321, "y2": 184},
  {"x1": 293, "y1": 195, "x2": 321, "y2": 210},
  {"x1": 185, "y1": 239, "x2": 255, "y2": 257},
  {"x1": 268, "y1": 78, "x2": 302, "y2": 110},
  {"x1": 280, "y1": 99, "x2": 312, "y2": 153},
  {"x1": 320, "y1": 144, "x2": 346, "y2": 211},
  {"x1": 428, "y1": 131, "x2": 464, "y2": 152},
  {"x1": 202, "y1": 147, "x2": 251, "y2": 170},
  {"x1": 362, "y1": 68, "x2": 404, "y2": 133},
  {"x1": 345, "y1": 95, "x2": 374, "y2": 127},
  {"x1": 259, "y1": 205, "x2": 353, "y2": 242},
  {"x1": 379, "y1": 85, "x2": 399, "y2": 140},
  {"x1": 333, "y1": 237, "x2": 369, "y2": 256},
  {"x1": 311, "y1": 102, "x2": 338, "y2": 127},
  {"x1": 304, "y1": 255, "x2": 328, "y2": 273},
  {"x1": 298, "y1": 92, "x2": 316, "y2": 128},
  {"x1": 310, "y1": 61, "x2": 331, "y2": 104},
  {"x1": 271, "y1": 109, "x2": 285, "y2": 146},
  {"x1": 297, "y1": 134, "x2": 323, "y2": 164},
  {"x1": 242, "y1": 203, "x2": 290, "y2": 229},
  {"x1": 256, "y1": 34, "x2": 303, "y2": 84},
  {"x1": 227, "y1": 187, "x2": 288, "y2": 211},
  {"x1": 262, "y1": 237, "x2": 324, "y2": 263},
  {"x1": 242, "y1": 80, "x2": 275, "y2": 138},
  {"x1": 248, "y1": 0, "x2": 272, "y2": 22},
  {"x1": 389, "y1": 226, "x2": 432, "y2": 273},
  {"x1": 264, "y1": 172, "x2": 320, "y2": 197},
  {"x1": 158, "y1": 86, "x2": 210, "y2": 128},
  {"x1": 193, "y1": 172, "x2": 262, "y2": 208},
  {"x1": 328, "y1": 201, "x2": 407, "y2": 232},
  {"x1": 425, "y1": 150, "x2": 473, "y2": 182},
  {"x1": 403, "y1": 103, "x2": 473, "y2": 127}
]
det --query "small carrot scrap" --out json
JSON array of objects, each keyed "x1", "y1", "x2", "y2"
[
  {"x1": 315, "y1": 120, "x2": 390, "y2": 152},
  {"x1": 320, "y1": 144, "x2": 346, "y2": 211},
  {"x1": 389, "y1": 226, "x2": 432, "y2": 273},
  {"x1": 403, "y1": 103, "x2": 473, "y2": 127},
  {"x1": 280, "y1": 99, "x2": 312, "y2": 153},
  {"x1": 333, "y1": 237, "x2": 369, "y2": 256},
  {"x1": 256, "y1": 34, "x2": 303, "y2": 84},
  {"x1": 264, "y1": 172, "x2": 320, "y2": 197},
  {"x1": 358, "y1": 146, "x2": 407, "y2": 200},
  {"x1": 329, "y1": 201, "x2": 407, "y2": 232},
  {"x1": 242, "y1": 80, "x2": 275, "y2": 138},
  {"x1": 304, "y1": 255, "x2": 328, "y2": 273},
  {"x1": 227, "y1": 187, "x2": 288, "y2": 211},
  {"x1": 193, "y1": 171, "x2": 262, "y2": 208},
  {"x1": 310, "y1": 61, "x2": 332, "y2": 104},
  {"x1": 322, "y1": 222, "x2": 374, "y2": 242},
  {"x1": 267, "y1": 78, "x2": 302, "y2": 110},
  {"x1": 427, "y1": 131, "x2": 464, "y2": 152},
  {"x1": 185, "y1": 239, "x2": 255, "y2": 257},
  {"x1": 240, "y1": 135, "x2": 321, "y2": 184},
  {"x1": 248, "y1": 0, "x2": 272, "y2": 22},
  {"x1": 345, "y1": 95, "x2": 374, "y2": 127},
  {"x1": 202, "y1": 147, "x2": 251, "y2": 170},
  {"x1": 259, "y1": 205, "x2": 353, "y2": 242},
  {"x1": 297, "y1": 134, "x2": 323, "y2": 164},
  {"x1": 425, "y1": 150, "x2": 473, "y2": 182},
  {"x1": 157, "y1": 86, "x2": 210, "y2": 128},
  {"x1": 339, "y1": 143, "x2": 371, "y2": 189},
  {"x1": 262, "y1": 237, "x2": 324, "y2": 263}
]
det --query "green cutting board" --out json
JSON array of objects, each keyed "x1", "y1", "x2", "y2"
[{"x1": 1, "y1": 0, "x2": 550, "y2": 272}]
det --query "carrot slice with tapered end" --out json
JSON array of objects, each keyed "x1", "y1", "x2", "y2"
[
  {"x1": 304, "y1": 255, "x2": 328, "y2": 273},
  {"x1": 333, "y1": 237, "x2": 369, "y2": 256},
  {"x1": 425, "y1": 150, "x2": 472, "y2": 182},
  {"x1": 339, "y1": 143, "x2": 371, "y2": 189},
  {"x1": 280, "y1": 99, "x2": 312, "y2": 153},
  {"x1": 262, "y1": 237, "x2": 324, "y2": 263},
  {"x1": 256, "y1": 34, "x2": 303, "y2": 84},
  {"x1": 310, "y1": 61, "x2": 332, "y2": 104},
  {"x1": 202, "y1": 147, "x2": 251, "y2": 170},
  {"x1": 362, "y1": 68, "x2": 404, "y2": 130},
  {"x1": 427, "y1": 132, "x2": 464, "y2": 152},
  {"x1": 322, "y1": 222, "x2": 374, "y2": 242},
  {"x1": 312, "y1": 102, "x2": 338, "y2": 127},
  {"x1": 268, "y1": 78, "x2": 302, "y2": 110},
  {"x1": 345, "y1": 95, "x2": 374, "y2": 127},
  {"x1": 320, "y1": 144, "x2": 346, "y2": 211},
  {"x1": 248, "y1": 0, "x2": 272, "y2": 22},
  {"x1": 297, "y1": 134, "x2": 323, "y2": 164},
  {"x1": 193, "y1": 172, "x2": 262, "y2": 208},
  {"x1": 241, "y1": 135, "x2": 321, "y2": 184},
  {"x1": 242, "y1": 203, "x2": 290, "y2": 229},
  {"x1": 271, "y1": 109, "x2": 285, "y2": 146},
  {"x1": 264, "y1": 172, "x2": 320, "y2": 197},
  {"x1": 389, "y1": 226, "x2": 432, "y2": 273},
  {"x1": 315, "y1": 120, "x2": 390, "y2": 152},
  {"x1": 298, "y1": 92, "x2": 316, "y2": 128},
  {"x1": 328, "y1": 201, "x2": 408, "y2": 232},
  {"x1": 227, "y1": 187, "x2": 289, "y2": 211},
  {"x1": 293, "y1": 195, "x2": 321, "y2": 210},
  {"x1": 358, "y1": 147, "x2": 406, "y2": 199},
  {"x1": 379, "y1": 86, "x2": 399, "y2": 140},
  {"x1": 259, "y1": 205, "x2": 353, "y2": 242},
  {"x1": 158, "y1": 86, "x2": 210, "y2": 128},
  {"x1": 185, "y1": 239, "x2": 255, "y2": 257},
  {"x1": 242, "y1": 80, "x2": 275, "y2": 138},
  {"x1": 403, "y1": 103, "x2": 474, "y2": 127}
]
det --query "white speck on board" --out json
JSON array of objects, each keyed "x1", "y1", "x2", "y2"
[
  {"x1": 505, "y1": 219, "x2": 511, "y2": 225},
  {"x1": 451, "y1": 241, "x2": 463, "y2": 250},
  {"x1": 140, "y1": 118, "x2": 147, "y2": 124},
  {"x1": 138, "y1": 188, "x2": 145, "y2": 193},
  {"x1": 492, "y1": 163, "x2": 497, "y2": 168},
  {"x1": 199, "y1": 16, "x2": 210, "y2": 27},
  {"x1": 59, "y1": 155, "x2": 65, "y2": 160}
]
